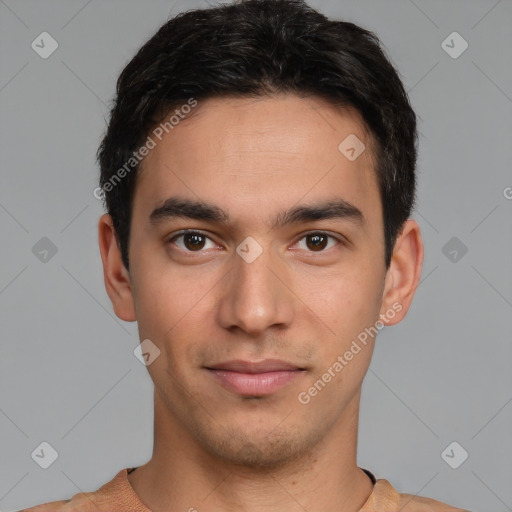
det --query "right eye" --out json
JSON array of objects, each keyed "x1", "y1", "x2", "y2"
[{"x1": 168, "y1": 230, "x2": 219, "y2": 253}]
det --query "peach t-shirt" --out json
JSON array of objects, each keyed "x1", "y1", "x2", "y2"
[{"x1": 20, "y1": 467, "x2": 469, "y2": 512}]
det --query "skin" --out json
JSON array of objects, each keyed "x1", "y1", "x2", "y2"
[{"x1": 98, "y1": 94, "x2": 423, "y2": 512}]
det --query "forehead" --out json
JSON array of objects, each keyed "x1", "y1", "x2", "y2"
[{"x1": 133, "y1": 95, "x2": 381, "y2": 230}]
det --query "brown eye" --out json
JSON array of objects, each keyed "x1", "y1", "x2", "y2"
[
  {"x1": 295, "y1": 232, "x2": 340, "y2": 253},
  {"x1": 306, "y1": 233, "x2": 328, "y2": 251},
  {"x1": 183, "y1": 233, "x2": 206, "y2": 250},
  {"x1": 169, "y1": 231, "x2": 216, "y2": 252}
]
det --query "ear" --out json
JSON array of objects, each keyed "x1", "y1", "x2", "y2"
[
  {"x1": 98, "y1": 213, "x2": 136, "y2": 322},
  {"x1": 379, "y1": 219, "x2": 424, "y2": 326}
]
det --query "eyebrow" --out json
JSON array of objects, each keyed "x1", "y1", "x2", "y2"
[{"x1": 149, "y1": 196, "x2": 365, "y2": 229}]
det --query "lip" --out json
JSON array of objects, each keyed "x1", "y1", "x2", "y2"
[
  {"x1": 206, "y1": 359, "x2": 304, "y2": 373},
  {"x1": 205, "y1": 359, "x2": 306, "y2": 396}
]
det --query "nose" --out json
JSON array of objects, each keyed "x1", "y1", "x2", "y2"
[{"x1": 216, "y1": 242, "x2": 295, "y2": 336}]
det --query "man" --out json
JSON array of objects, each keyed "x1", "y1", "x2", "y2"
[{"x1": 22, "y1": 0, "x2": 469, "y2": 510}]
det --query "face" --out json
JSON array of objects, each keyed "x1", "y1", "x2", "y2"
[{"x1": 100, "y1": 94, "x2": 422, "y2": 469}]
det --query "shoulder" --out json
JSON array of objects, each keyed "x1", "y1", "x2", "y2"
[
  {"x1": 17, "y1": 468, "x2": 142, "y2": 512},
  {"x1": 398, "y1": 490, "x2": 471, "y2": 512},
  {"x1": 17, "y1": 494, "x2": 92, "y2": 512},
  {"x1": 365, "y1": 478, "x2": 471, "y2": 512}
]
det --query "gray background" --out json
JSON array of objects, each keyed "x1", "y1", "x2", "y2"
[{"x1": 1, "y1": 0, "x2": 511, "y2": 510}]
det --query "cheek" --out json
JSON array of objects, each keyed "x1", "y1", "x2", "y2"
[
  {"x1": 132, "y1": 265, "x2": 217, "y2": 365},
  {"x1": 302, "y1": 284, "x2": 378, "y2": 402},
  {"x1": 132, "y1": 246, "x2": 205, "y2": 329},
  {"x1": 301, "y1": 267, "x2": 383, "y2": 345}
]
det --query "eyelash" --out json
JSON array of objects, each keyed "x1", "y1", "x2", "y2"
[{"x1": 167, "y1": 230, "x2": 345, "y2": 255}]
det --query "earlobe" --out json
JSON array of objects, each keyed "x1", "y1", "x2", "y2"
[
  {"x1": 379, "y1": 219, "x2": 424, "y2": 326},
  {"x1": 98, "y1": 213, "x2": 137, "y2": 322}
]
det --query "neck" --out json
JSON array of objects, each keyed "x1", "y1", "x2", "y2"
[{"x1": 128, "y1": 389, "x2": 374, "y2": 512}]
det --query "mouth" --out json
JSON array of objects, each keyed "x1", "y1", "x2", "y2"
[{"x1": 204, "y1": 359, "x2": 307, "y2": 396}]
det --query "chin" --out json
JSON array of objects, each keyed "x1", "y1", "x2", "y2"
[{"x1": 193, "y1": 420, "x2": 322, "y2": 471}]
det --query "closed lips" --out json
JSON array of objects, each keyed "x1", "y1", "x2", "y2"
[{"x1": 205, "y1": 359, "x2": 306, "y2": 373}]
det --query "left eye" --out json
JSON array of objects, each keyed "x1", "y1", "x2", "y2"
[{"x1": 295, "y1": 232, "x2": 340, "y2": 252}]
